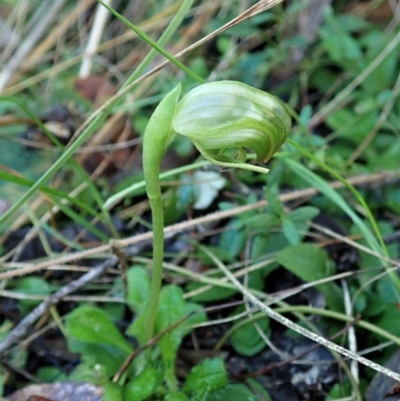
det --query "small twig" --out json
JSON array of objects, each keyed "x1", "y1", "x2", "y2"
[
  {"x1": 79, "y1": 0, "x2": 112, "y2": 78},
  {"x1": 110, "y1": 240, "x2": 129, "y2": 296},
  {"x1": 342, "y1": 279, "x2": 359, "y2": 386},
  {"x1": 2, "y1": 169, "x2": 399, "y2": 280},
  {"x1": 0, "y1": 357, "x2": 42, "y2": 383},
  {"x1": 310, "y1": 222, "x2": 400, "y2": 268},
  {"x1": 202, "y1": 246, "x2": 400, "y2": 382},
  {"x1": 0, "y1": 256, "x2": 118, "y2": 355},
  {"x1": 113, "y1": 312, "x2": 194, "y2": 382},
  {"x1": 238, "y1": 316, "x2": 361, "y2": 379}
]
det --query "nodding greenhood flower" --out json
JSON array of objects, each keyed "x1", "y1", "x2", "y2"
[{"x1": 171, "y1": 80, "x2": 291, "y2": 173}]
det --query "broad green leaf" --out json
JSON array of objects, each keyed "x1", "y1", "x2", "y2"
[
  {"x1": 251, "y1": 232, "x2": 288, "y2": 258},
  {"x1": 321, "y1": 27, "x2": 362, "y2": 69},
  {"x1": 264, "y1": 184, "x2": 284, "y2": 216},
  {"x1": 67, "y1": 340, "x2": 130, "y2": 380},
  {"x1": 377, "y1": 276, "x2": 400, "y2": 304},
  {"x1": 183, "y1": 358, "x2": 228, "y2": 394},
  {"x1": 362, "y1": 292, "x2": 387, "y2": 318},
  {"x1": 277, "y1": 244, "x2": 330, "y2": 282},
  {"x1": 287, "y1": 206, "x2": 319, "y2": 222},
  {"x1": 335, "y1": 13, "x2": 371, "y2": 32},
  {"x1": 373, "y1": 304, "x2": 400, "y2": 338},
  {"x1": 65, "y1": 305, "x2": 133, "y2": 354},
  {"x1": 126, "y1": 266, "x2": 151, "y2": 313},
  {"x1": 368, "y1": 140, "x2": 400, "y2": 170},
  {"x1": 326, "y1": 109, "x2": 377, "y2": 143},
  {"x1": 282, "y1": 217, "x2": 300, "y2": 244},
  {"x1": 165, "y1": 392, "x2": 190, "y2": 401},
  {"x1": 362, "y1": 30, "x2": 399, "y2": 93},
  {"x1": 124, "y1": 366, "x2": 163, "y2": 401},
  {"x1": 246, "y1": 214, "x2": 280, "y2": 232},
  {"x1": 230, "y1": 306, "x2": 270, "y2": 356},
  {"x1": 219, "y1": 220, "x2": 247, "y2": 259},
  {"x1": 156, "y1": 285, "x2": 187, "y2": 390},
  {"x1": 277, "y1": 244, "x2": 343, "y2": 310},
  {"x1": 13, "y1": 277, "x2": 51, "y2": 312},
  {"x1": 104, "y1": 382, "x2": 124, "y2": 401},
  {"x1": 321, "y1": 8, "x2": 362, "y2": 70},
  {"x1": 186, "y1": 279, "x2": 238, "y2": 303},
  {"x1": 326, "y1": 381, "x2": 352, "y2": 401},
  {"x1": 205, "y1": 383, "x2": 268, "y2": 401},
  {"x1": 156, "y1": 285, "x2": 187, "y2": 340},
  {"x1": 36, "y1": 367, "x2": 67, "y2": 382},
  {"x1": 126, "y1": 310, "x2": 148, "y2": 346}
]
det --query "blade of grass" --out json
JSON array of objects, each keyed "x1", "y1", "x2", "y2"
[
  {"x1": 284, "y1": 139, "x2": 387, "y2": 256},
  {"x1": 0, "y1": 171, "x2": 109, "y2": 241},
  {"x1": 97, "y1": 0, "x2": 204, "y2": 85},
  {"x1": 282, "y1": 155, "x2": 400, "y2": 294},
  {"x1": 121, "y1": 0, "x2": 198, "y2": 89},
  {"x1": 0, "y1": 96, "x2": 116, "y2": 236},
  {"x1": 0, "y1": 0, "x2": 203, "y2": 229},
  {"x1": 0, "y1": 170, "x2": 97, "y2": 217}
]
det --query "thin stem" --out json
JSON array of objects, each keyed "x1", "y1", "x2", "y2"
[
  {"x1": 142, "y1": 84, "x2": 182, "y2": 345},
  {"x1": 145, "y1": 195, "x2": 164, "y2": 342}
]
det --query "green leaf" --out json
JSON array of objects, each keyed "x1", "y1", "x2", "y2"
[
  {"x1": 276, "y1": 244, "x2": 343, "y2": 309},
  {"x1": 65, "y1": 305, "x2": 133, "y2": 354},
  {"x1": 186, "y1": 278, "x2": 237, "y2": 303},
  {"x1": 287, "y1": 206, "x2": 319, "y2": 222},
  {"x1": 373, "y1": 304, "x2": 400, "y2": 339},
  {"x1": 277, "y1": 244, "x2": 329, "y2": 281},
  {"x1": 183, "y1": 358, "x2": 228, "y2": 395},
  {"x1": 156, "y1": 285, "x2": 187, "y2": 342},
  {"x1": 219, "y1": 220, "x2": 247, "y2": 259},
  {"x1": 282, "y1": 217, "x2": 300, "y2": 245},
  {"x1": 320, "y1": 8, "x2": 362, "y2": 70},
  {"x1": 66, "y1": 342, "x2": 126, "y2": 383},
  {"x1": 156, "y1": 285, "x2": 187, "y2": 390},
  {"x1": 326, "y1": 381, "x2": 352, "y2": 401},
  {"x1": 126, "y1": 312, "x2": 147, "y2": 347},
  {"x1": 13, "y1": 277, "x2": 51, "y2": 311},
  {"x1": 246, "y1": 213, "x2": 280, "y2": 232},
  {"x1": 36, "y1": 367, "x2": 67, "y2": 383},
  {"x1": 126, "y1": 266, "x2": 151, "y2": 313},
  {"x1": 361, "y1": 31, "x2": 399, "y2": 93},
  {"x1": 205, "y1": 383, "x2": 267, "y2": 401},
  {"x1": 104, "y1": 382, "x2": 124, "y2": 401},
  {"x1": 164, "y1": 392, "x2": 191, "y2": 401},
  {"x1": 230, "y1": 306, "x2": 270, "y2": 356},
  {"x1": 284, "y1": 157, "x2": 383, "y2": 256},
  {"x1": 124, "y1": 366, "x2": 163, "y2": 401},
  {"x1": 326, "y1": 108, "x2": 377, "y2": 143},
  {"x1": 352, "y1": 221, "x2": 398, "y2": 281}
]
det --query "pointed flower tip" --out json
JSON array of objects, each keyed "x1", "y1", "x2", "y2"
[{"x1": 172, "y1": 80, "x2": 291, "y2": 170}]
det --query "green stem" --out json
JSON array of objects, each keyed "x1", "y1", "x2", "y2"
[
  {"x1": 142, "y1": 84, "x2": 182, "y2": 344},
  {"x1": 145, "y1": 186, "x2": 165, "y2": 342}
]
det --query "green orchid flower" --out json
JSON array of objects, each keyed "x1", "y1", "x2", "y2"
[{"x1": 142, "y1": 80, "x2": 291, "y2": 344}]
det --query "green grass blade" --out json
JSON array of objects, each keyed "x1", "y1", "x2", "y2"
[
  {"x1": 122, "y1": 0, "x2": 198, "y2": 89},
  {"x1": 286, "y1": 138, "x2": 387, "y2": 256},
  {"x1": 97, "y1": 0, "x2": 204, "y2": 84}
]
